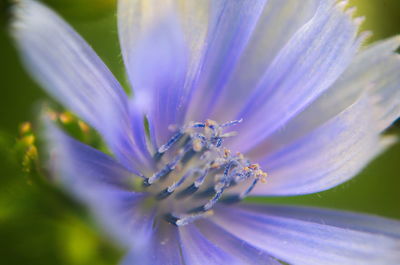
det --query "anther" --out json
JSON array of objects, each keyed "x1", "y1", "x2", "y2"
[
  {"x1": 192, "y1": 138, "x2": 203, "y2": 152},
  {"x1": 205, "y1": 119, "x2": 218, "y2": 128}
]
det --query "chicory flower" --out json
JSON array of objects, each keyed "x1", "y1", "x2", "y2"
[{"x1": 12, "y1": 0, "x2": 400, "y2": 264}]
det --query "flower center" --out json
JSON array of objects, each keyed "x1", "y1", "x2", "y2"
[{"x1": 142, "y1": 119, "x2": 267, "y2": 226}]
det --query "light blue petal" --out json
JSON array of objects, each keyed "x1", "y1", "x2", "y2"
[
  {"x1": 247, "y1": 36, "x2": 400, "y2": 159},
  {"x1": 121, "y1": 224, "x2": 184, "y2": 265},
  {"x1": 330, "y1": 35, "x2": 400, "y2": 133},
  {"x1": 196, "y1": 220, "x2": 281, "y2": 265},
  {"x1": 118, "y1": 0, "x2": 189, "y2": 147},
  {"x1": 118, "y1": 0, "x2": 211, "y2": 79},
  {"x1": 186, "y1": 0, "x2": 268, "y2": 121},
  {"x1": 237, "y1": 204, "x2": 400, "y2": 239},
  {"x1": 12, "y1": 0, "x2": 152, "y2": 172},
  {"x1": 43, "y1": 116, "x2": 136, "y2": 195},
  {"x1": 229, "y1": 1, "x2": 364, "y2": 153},
  {"x1": 179, "y1": 224, "x2": 241, "y2": 265},
  {"x1": 211, "y1": 0, "x2": 321, "y2": 121},
  {"x1": 92, "y1": 189, "x2": 155, "y2": 248},
  {"x1": 212, "y1": 204, "x2": 400, "y2": 265},
  {"x1": 249, "y1": 96, "x2": 393, "y2": 196},
  {"x1": 44, "y1": 118, "x2": 155, "y2": 247}
]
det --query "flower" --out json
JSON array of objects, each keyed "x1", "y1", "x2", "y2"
[{"x1": 12, "y1": 0, "x2": 400, "y2": 264}]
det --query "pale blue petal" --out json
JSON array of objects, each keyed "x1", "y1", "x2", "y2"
[
  {"x1": 186, "y1": 0, "x2": 268, "y2": 121},
  {"x1": 331, "y1": 35, "x2": 400, "y2": 132},
  {"x1": 212, "y1": 0, "x2": 321, "y2": 121},
  {"x1": 118, "y1": 0, "x2": 211, "y2": 103},
  {"x1": 92, "y1": 189, "x2": 155, "y2": 248},
  {"x1": 118, "y1": 0, "x2": 188, "y2": 147},
  {"x1": 43, "y1": 117, "x2": 136, "y2": 195},
  {"x1": 212, "y1": 204, "x2": 400, "y2": 265},
  {"x1": 250, "y1": 96, "x2": 393, "y2": 196},
  {"x1": 44, "y1": 118, "x2": 155, "y2": 247},
  {"x1": 12, "y1": 0, "x2": 152, "y2": 172},
  {"x1": 247, "y1": 36, "x2": 400, "y2": 159},
  {"x1": 179, "y1": 224, "x2": 241, "y2": 265},
  {"x1": 238, "y1": 204, "x2": 400, "y2": 239},
  {"x1": 196, "y1": 220, "x2": 281, "y2": 265},
  {"x1": 121, "y1": 225, "x2": 184, "y2": 265},
  {"x1": 229, "y1": 1, "x2": 363, "y2": 152}
]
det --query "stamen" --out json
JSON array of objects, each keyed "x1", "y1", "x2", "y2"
[
  {"x1": 143, "y1": 119, "x2": 267, "y2": 226},
  {"x1": 144, "y1": 158, "x2": 178, "y2": 186},
  {"x1": 146, "y1": 141, "x2": 194, "y2": 186},
  {"x1": 157, "y1": 130, "x2": 184, "y2": 154},
  {"x1": 239, "y1": 178, "x2": 259, "y2": 198},
  {"x1": 175, "y1": 168, "x2": 209, "y2": 198},
  {"x1": 187, "y1": 161, "x2": 239, "y2": 213},
  {"x1": 189, "y1": 183, "x2": 226, "y2": 213},
  {"x1": 156, "y1": 169, "x2": 200, "y2": 200},
  {"x1": 165, "y1": 210, "x2": 214, "y2": 226}
]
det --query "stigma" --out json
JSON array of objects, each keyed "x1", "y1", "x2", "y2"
[{"x1": 142, "y1": 119, "x2": 267, "y2": 226}]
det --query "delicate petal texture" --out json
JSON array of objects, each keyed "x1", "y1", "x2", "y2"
[
  {"x1": 121, "y1": 225, "x2": 184, "y2": 265},
  {"x1": 187, "y1": 0, "x2": 268, "y2": 121},
  {"x1": 197, "y1": 220, "x2": 281, "y2": 265},
  {"x1": 118, "y1": 0, "x2": 211, "y2": 93},
  {"x1": 248, "y1": 36, "x2": 400, "y2": 158},
  {"x1": 43, "y1": 118, "x2": 135, "y2": 196},
  {"x1": 44, "y1": 119, "x2": 155, "y2": 247},
  {"x1": 12, "y1": 0, "x2": 152, "y2": 172},
  {"x1": 238, "y1": 205, "x2": 400, "y2": 238},
  {"x1": 179, "y1": 224, "x2": 241, "y2": 265},
  {"x1": 331, "y1": 35, "x2": 400, "y2": 132},
  {"x1": 212, "y1": 0, "x2": 321, "y2": 121},
  {"x1": 250, "y1": 96, "x2": 392, "y2": 196},
  {"x1": 92, "y1": 189, "x2": 155, "y2": 248},
  {"x1": 118, "y1": 0, "x2": 189, "y2": 146},
  {"x1": 212, "y1": 204, "x2": 400, "y2": 265},
  {"x1": 230, "y1": 1, "x2": 363, "y2": 152},
  {"x1": 119, "y1": 0, "x2": 213, "y2": 146}
]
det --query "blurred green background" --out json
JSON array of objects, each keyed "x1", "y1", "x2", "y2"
[{"x1": 0, "y1": 0, "x2": 399, "y2": 264}]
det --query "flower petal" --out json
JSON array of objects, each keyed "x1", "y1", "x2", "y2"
[
  {"x1": 331, "y1": 36, "x2": 400, "y2": 132},
  {"x1": 12, "y1": 0, "x2": 152, "y2": 172},
  {"x1": 230, "y1": 1, "x2": 364, "y2": 152},
  {"x1": 121, "y1": 224, "x2": 184, "y2": 265},
  {"x1": 238, "y1": 204, "x2": 400, "y2": 238},
  {"x1": 250, "y1": 95, "x2": 394, "y2": 196},
  {"x1": 43, "y1": 118, "x2": 155, "y2": 247},
  {"x1": 179, "y1": 224, "x2": 241, "y2": 265},
  {"x1": 118, "y1": 0, "x2": 269, "y2": 146},
  {"x1": 247, "y1": 36, "x2": 400, "y2": 159},
  {"x1": 196, "y1": 220, "x2": 281, "y2": 265},
  {"x1": 211, "y1": 0, "x2": 321, "y2": 121},
  {"x1": 118, "y1": 0, "x2": 190, "y2": 146},
  {"x1": 212, "y1": 204, "x2": 400, "y2": 265},
  {"x1": 186, "y1": 0, "x2": 268, "y2": 121}
]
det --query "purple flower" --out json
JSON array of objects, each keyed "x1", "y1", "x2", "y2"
[{"x1": 12, "y1": 0, "x2": 400, "y2": 264}]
